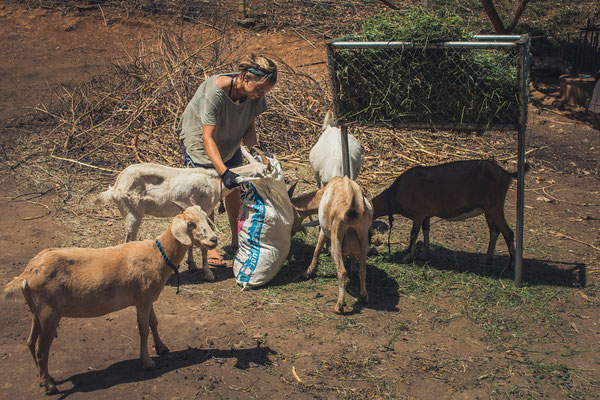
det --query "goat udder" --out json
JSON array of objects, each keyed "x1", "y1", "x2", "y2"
[{"x1": 342, "y1": 229, "x2": 361, "y2": 256}]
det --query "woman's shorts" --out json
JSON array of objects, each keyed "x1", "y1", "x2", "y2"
[{"x1": 182, "y1": 142, "x2": 243, "y2": 169}]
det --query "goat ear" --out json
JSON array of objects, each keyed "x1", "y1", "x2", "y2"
[
  {"x1": 240, "y1": 146, "x2": 255, "y2": 164},
  {"x1": 171, "y1": 215, "x2": 192, "y2": 246},
  {"x1": 307, "y1": 187, "x2": 325, "y2": 209},
  {"x1": 322, "y1": 110, "x2": 334, "y2": 130},
  {"x1": 287, "y1": 181, "x2": 298, "y2": 198}
]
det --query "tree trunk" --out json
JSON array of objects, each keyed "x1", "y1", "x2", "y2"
[{"x1": 480, "y1": 0, "x2": 507, "y2": 34}]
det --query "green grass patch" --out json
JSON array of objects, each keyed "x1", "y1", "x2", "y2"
[{"x1": 276, "y1": 234, "x2": 577, "y2": 345}]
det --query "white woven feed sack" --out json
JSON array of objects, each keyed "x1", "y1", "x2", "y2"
[{"x1": 233, "y1": 156, "x2": 294, "y2": 289}]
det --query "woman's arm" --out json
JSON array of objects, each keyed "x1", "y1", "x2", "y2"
[
  {"x1": 202, "y1": 125, "x2": 227, "y2": 175},
  {"x1": 242, "y1": 117, "x2": 258, "y2": 149}
]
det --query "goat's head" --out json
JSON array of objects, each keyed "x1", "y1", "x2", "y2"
[
  {"x1": 232, "y1": 148, "x2": 273, "y2": 182},
  {"x1": 289, "y1": 186, "x2": 325, "y2": 235},
  {"x1": 171, "y1": 205, "x2": 218, "y2": 249}
]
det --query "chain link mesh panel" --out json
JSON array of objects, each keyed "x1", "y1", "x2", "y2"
[{"x1": 328, "y1": 38, "x2": 526, "y2": 130}]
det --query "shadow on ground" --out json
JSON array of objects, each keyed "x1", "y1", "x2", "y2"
[
  {"x1": 380, "y1": 243, "x2": 586, "y2": 288},
  {"x1": 55, "y1": 345, "x2": 276, "y2": 399},
  {"x1": 267, "y1": 236, "x2": 401, "y2": 313}
]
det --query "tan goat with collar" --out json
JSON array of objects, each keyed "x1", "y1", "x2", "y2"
[{"x1": 2, "y1": 205, "x2": 216, "y2": 395}]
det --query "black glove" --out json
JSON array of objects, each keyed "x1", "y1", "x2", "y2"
[{"x1": 220, "y1": 168, "x2": 240, "y2": 189}]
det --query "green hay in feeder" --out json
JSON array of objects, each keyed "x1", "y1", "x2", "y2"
[{"x1": 332, "y1": 8, "x2": 520, "y2": 129}]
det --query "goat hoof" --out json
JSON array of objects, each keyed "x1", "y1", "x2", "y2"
[
  {"x1": 360, "y1": 294, "x2": 369, "y2": 304},
  {"x1": 188, "y1": 264, "x2": 199, "y2": 272},
  {"x1": 44, "y1": 382, "x2": 58, "y2": 395},
  {"x1": 334, "y1": 302, "x2": 346, "y2": 314},
  {"x1": 203, "y1": 271, "x2": 215, "y2": 282},
  {"x1": 401, "y1": 255, "x2": 413, "y2": 264},
  {"x1": 155, "y1": 344, "x2": 170, "y2": 355}
]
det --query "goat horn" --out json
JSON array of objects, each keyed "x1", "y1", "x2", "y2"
[
  {"x1": 287, "y1": 181, "x2": 298, "y2": 198},
  {"x1": 170, "y1": 201, "x2": 185, "y2": 213}
]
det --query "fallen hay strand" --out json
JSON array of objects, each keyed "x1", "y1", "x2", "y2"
[
  {"x1": 50, "y1": 146, "x2": 119, "y2": 173},
  {"x1": 549, "y1": 230, "x2": 600, "y2": 252},
  {"x1": 19, "y1": 201, "x2": 52, "y2": 220}
]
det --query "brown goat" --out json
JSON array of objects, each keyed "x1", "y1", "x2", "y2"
[
  {"x1": 2, "y1": 205, "x2": 217, "y2": 395},
  {"x1": 294, "y1": 176, "x2": 373, "y2": 314},
  {"x1": 371, "y1": 160, "x2": 527, "y2": 269}
]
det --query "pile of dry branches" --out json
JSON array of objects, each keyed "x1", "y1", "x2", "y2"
[
  {"x1": 39, "y1": 29, "x2": 518, "y2": 192},
  {"x1": 39, "y1": 29, "x2": 331, "y2": 172}
]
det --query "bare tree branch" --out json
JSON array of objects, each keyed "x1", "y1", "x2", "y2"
[
  {"x1": 480, "y1": 0, "x2": 507, "y2": 34},
  {"x1": 481, "y1": 0, "x2": 534, "y2": 34},
  {"x1": 507, "y1": 0, "x2": 533, "y2": 32}
]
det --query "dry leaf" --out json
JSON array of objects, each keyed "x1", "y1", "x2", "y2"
[
  {"x1": 536, "y1": 195, "x2": 554, "y2": 203},
  {"x1": 571, "y1": 322, "x2": 580, "y2": 334}
]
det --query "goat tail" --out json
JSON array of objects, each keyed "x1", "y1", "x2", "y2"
[
  {"x1": 95, "y1": 185, "x2": 114, "y2": 205},
  {"x1": 344, "y1": 179, "x2": 365, "y2": 223},
  {"x1": 509, "y1": 162, "x2": 530, "y2": 179},
  {"x1": 2, "y1": 277, "x2": 26, "y2": 300}
]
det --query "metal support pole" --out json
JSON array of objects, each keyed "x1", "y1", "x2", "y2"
[
  {"x1": 327, "y1": 40, "x2": 351, "y2": 178},
  {"x1": 515, "y1": 35, "x2": 531, "y2": 287},
  {"x1": 340, "y1": 125, "x2": 350, "y2": 177},
  {"x1": 325, "y1": 41, "x2": 342, "y2": 122}
]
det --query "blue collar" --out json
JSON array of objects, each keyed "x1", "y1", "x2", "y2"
[{"x1": 155, "y1": 239, "x2": 180, "y2": 294}]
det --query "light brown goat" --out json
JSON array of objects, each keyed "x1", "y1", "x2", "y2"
[
  {"x1": 2, "y1": 205, "x2": 216, "y2": 395},
  {"x1": 293, "y1": 176, "x2": 373, "y2": 314},
  {"x1": 371, "y1": 160, "x2": 528, "y2": 269}
]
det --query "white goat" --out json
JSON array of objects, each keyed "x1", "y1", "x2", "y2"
[
  {"x1": 296, "y1": 176, "x2": 373, "y2": 314},
  {"x1": 309, "y1": 111, "x2": 362, "y2": 188},
  {"x1": 97, "y1": 148, "x2": 269, "y2": 281},
  {"x1": 2, "y1": 205, "x2": 217, "y2": 395}
]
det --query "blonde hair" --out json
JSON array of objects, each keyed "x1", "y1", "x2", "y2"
[{"x1": 239, "y1": 54, "x2": 278, "y2": 84}]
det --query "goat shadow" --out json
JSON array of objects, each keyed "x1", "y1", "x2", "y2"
[
  {"x1": 382, "y1": 243, "x2": 586, "y2": 288},
  {"x1": 265, "y1": 235, "x2": 401, "y2": 313},
  {"x1": 53, "y1": 344, "x2": 276, "y2": 399},
  {"x1": 165, "y1": 261, "x2": 235, "y2": 288}
]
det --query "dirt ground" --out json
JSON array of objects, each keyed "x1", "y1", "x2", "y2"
[{"x1": 1, "y1": 3, "x2": 599, "y2": 399}]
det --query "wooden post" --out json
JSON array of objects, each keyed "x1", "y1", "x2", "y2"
[
  {"x1": 340, "y1": 125, "x2": 350, "y2": 177},
  {"x1": 239, "y1": 0, "x2": 248, "y2": 18}
]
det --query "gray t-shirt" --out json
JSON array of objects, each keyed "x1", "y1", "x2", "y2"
[{"x1": 178, "y1": 73, "x2": 267, "y2": 165}]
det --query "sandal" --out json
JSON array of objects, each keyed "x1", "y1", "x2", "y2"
[{"x1": 207, "y1": 256, "x2": 227, "y2": 268}]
